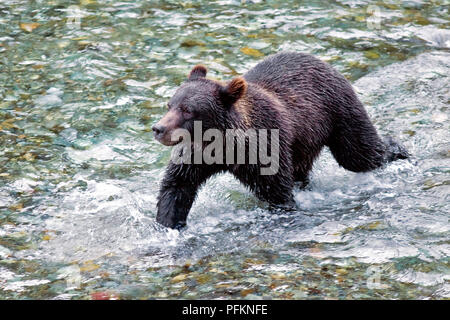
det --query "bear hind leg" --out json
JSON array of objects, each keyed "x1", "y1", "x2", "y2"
[
  {"x1": 293, "y1": 165, "x2": 311, "y2": 189},
  {"x1": 291, "y1": 145, "x2": 322, "y2": 188},
  {"x1": 327, "y1": 122, "x2": 386, "y2": 173}
]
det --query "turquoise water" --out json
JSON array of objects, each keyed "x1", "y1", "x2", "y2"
[{"x1": 0, "y1": 0, "x2": 449, "y2": 299}]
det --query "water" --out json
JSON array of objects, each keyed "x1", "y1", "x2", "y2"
[{"x1": 0, "y1": 0, "x2": 449, "y2": 299}]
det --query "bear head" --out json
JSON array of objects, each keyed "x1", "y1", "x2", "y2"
[{"x1": 152, "y1": 65, "x2": 247, "y2": 146}]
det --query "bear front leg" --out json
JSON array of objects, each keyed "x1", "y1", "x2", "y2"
[{"x1": 156, "y1": 162, "x2": 221, "y2": 229}]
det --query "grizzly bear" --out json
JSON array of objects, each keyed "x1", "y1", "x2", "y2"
[{"x1": 152, "y1": 52, "x2": 408, "y2": 229}]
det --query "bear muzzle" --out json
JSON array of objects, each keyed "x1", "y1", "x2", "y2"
[{"x1": 152, "y1": 110, "x2": 184, "y2": 146}]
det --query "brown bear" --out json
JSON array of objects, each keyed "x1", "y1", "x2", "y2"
[{"x1": 152, "y1": 52, "x2": 408, "y2": 229}]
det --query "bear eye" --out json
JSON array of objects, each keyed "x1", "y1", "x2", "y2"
[{"x1": 181, "y1": 106, "x2": 193, "y2": 119}]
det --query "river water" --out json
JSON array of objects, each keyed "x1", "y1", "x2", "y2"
[{"x1": 0, "y1": 0, "x2": 449, "y2": 299}]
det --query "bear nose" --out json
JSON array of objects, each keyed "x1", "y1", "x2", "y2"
[{"x1": 152, "y1": 124, "x2": 166, "y2": 136}]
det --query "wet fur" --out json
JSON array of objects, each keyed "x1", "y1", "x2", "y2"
[{"x1": 156, "y1": 52, "x2": 408, "y2": 229}]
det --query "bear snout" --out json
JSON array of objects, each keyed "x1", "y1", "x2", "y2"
[
  {"x1": 153, "y1": 109, "x2": 185, "y2": 146},
  {"x1": 152, "y1": 123, "x2": 172, "y2": 145},
  {"x1": 152, "y1": 123, "x2": 166, "y2": 137}
]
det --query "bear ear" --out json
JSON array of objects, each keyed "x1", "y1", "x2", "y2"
[
  {"x1": 188, "y1": 64, "x2": 207, "y2": 80},
  {"x1": 220, "y1": 77, "x2": 247, "y2": 106}
]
